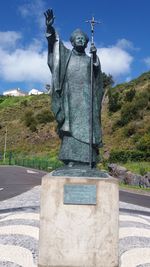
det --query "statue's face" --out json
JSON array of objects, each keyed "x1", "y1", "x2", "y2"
[
  {"x1": 72, "y1": 34, "x2": 87, "y2": 51},
  {"x1": 74, "y1": 34, "x2": 86, "y2": 46}
]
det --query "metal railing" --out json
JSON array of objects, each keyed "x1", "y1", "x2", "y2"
[{"x1": 0, "y1": 152, "x2": 63, "y2": 171}]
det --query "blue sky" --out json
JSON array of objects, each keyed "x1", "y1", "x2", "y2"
[{"x1": 0, "y1": 0, "x2": 150, "y2": 94}]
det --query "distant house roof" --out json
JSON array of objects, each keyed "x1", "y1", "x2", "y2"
[
  {"x1": 28, "y1": 89, "x2": 44, "y2": 95},
  {"x1": 3, "y1": 88, "x2": 26, "y2": 97}
]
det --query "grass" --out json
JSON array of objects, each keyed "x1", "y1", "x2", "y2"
[
  {"x1": 119, "y1": 182, "x2": 150, "y2": 193},
  {"x1": 0, "y1": 96, "x2": 26, "y2": 108},
  {"x1": 0, "y1": 95, "x2": 50, "y2": 110},
  {"x1": 121, "y1": 161, "x2": 150, "y2": 175},
  {"x1": 119, "y1": 161, "x2": 150, "y2": 192}
]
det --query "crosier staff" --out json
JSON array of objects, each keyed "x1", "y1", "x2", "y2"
[{"x1": 86, "y1": 16, "x2": 101, "y2": 168}]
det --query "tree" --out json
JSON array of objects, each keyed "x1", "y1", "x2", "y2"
[{"x1": 102, "y1": 72, "x2": 114, "y2": 90}]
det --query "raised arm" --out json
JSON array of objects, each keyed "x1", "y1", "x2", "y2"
[{"x1": 44, "y1": 9, "x2": 56, "y2": 52}]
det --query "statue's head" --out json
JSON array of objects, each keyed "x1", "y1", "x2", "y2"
[{"x1": 70, "y1": 29, "x2": 89, "y2": 52}]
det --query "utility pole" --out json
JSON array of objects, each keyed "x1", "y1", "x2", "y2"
[{"x1": 4, "y1": 126, "x2": 7, "y2": 163}]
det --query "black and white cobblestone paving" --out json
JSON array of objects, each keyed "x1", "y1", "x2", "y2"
[{"x1": 0, "y1": 186, "x2": 150, "y2": 267}]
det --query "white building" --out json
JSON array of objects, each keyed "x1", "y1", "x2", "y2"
[
  {"x1": 28, "y1": 89, "x2": 44, "y2": 95},
  {"x1": 3, "y1": 88, "x2": 26, "y2": 97}
]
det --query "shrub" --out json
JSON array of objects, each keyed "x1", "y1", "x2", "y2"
[
  {"x1": 122, "y1": 102, "x2": 137, "y2": 118},
  {"x1": 118, "y1": 102, "x2": 139, "y2": 126},
  {"x1": 21, "y1": 99, "x2": 28, "y2": 107},
  {"x1": 102, "y1": 72, "x2": 114, "y2": 89},
  {"x1": 23, "y1": 109, "x2": 37, "y2": 132},
  {"x1": 108, "y1": 89, "x2": 121, "y2": 112},
  {"x1": 134, "y1": 91, "x2": 149, "y2": 110},
  {"x1": 36, "y1": 109, "x2": 54, "y2": 124},
  {"x1": 136, "y1": 133, "x2": 150, "y2": 152},
  {"x1": 124, "y1": 88, "x2": 136, "y2": 102},
  {"x1": 0, "y1": 96, "x2": 5, "y2": 104},
  {"x1": 124, "y1": 123, "x2": 136, "y2": 137},
  {"x1": 24, "y1": 110, "x2": 34, "y2": 127},
  {"x1": 139, "y1": 165, "x2": 147, "y2": 176},
  {"x1": 29, "y1": 122, "x2": 37, "y2": 132},
  {"x1": 115, "y1": 87, "x2": 149, "y2": 127},
  {"x1": 109, "y1": 150, "x2": 150, "y2": 163},
  {"x1": 132, "y1": 133, "x2": 143, "y2": 144}
]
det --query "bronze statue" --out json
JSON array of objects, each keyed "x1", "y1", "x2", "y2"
[{"x1": 44, "y1": 9, "x2": 103, "y2": 168}]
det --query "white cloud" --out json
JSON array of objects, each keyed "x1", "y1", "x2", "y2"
[
  {"x1": 0, "y1": 33, "x2": 50, "y2": 84},
  {"x1": 0, "y1": 31, "x2": 22, "y2": 49},
  {"x1": 116, "y1": 38, "x2": 139, "y2": 51},
  {"x1": 97, "y1": 46, "x2": 133, "y2": 78},
  {"x1": 0, "y1": 49, "x2": 49, "y2": 83},
  {"x1": 18, "y1": 0, "x2": 46, "y2": 30},
  {"x1": 0, "y1": 31, "x2": 134, "y2": 87},
  {"x1": 27, "y1": 38, "x2": 44, "y2": 52},
  {"x1": 144, "y1": 57, "x2": 150, "y2": 67}
]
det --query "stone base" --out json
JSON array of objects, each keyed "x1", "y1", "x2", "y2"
[{"x1": 38, "y1": 173, "x2": 119, "y2": 267}]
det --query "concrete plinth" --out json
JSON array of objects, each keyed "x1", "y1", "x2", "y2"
[{"x1": 38, "y1": 173, "x2": 119, "y2": 267}]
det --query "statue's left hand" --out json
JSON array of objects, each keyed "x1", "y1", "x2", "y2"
[
  {"x1": 90, "y1": 44, "x2": 97, "y2": 55},
  {"x1": 90, "y1": 44, "x2": 97, "y2": 62}
]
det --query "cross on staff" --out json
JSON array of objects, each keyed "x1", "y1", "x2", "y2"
[
  {"x1": 86, "y1": 16, "x2": 101, "y2": 168},
  {"x1": 86, "y1": 16, "x2": 101, "y2": 45}
]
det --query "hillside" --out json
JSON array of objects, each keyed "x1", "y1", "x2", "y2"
[
  {"x1": 0, "y1": 94, "x2": 60, "y2": 157},
  {"x1": 102, "y1": 71, "x2": 150, "y2": 160},
  {"x1": 0, "y1": 71, "x2": 150, "y2": 161}
]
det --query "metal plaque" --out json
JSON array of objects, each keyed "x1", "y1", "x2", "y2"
[{"x1": 64, "y1": 184, "x2": 96, "y2": 205}]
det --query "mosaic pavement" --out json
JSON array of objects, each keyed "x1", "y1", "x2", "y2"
[{"x1": 0, "y1": 185, "x2": 150, "y2": 267}]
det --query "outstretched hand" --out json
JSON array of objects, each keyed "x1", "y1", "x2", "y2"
[{"x1": 44, "y1": 9, "x2": 55, "y2": 28}]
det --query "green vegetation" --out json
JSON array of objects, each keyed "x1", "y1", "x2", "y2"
[
  {"x1": 23, "y1": 109, "x2": 37, "y2": 132},
  {"x1": 0, "y1": 95, "x2": 21, "y2": 108},
  {"x1": 102, "y1": 71, "x2": 150, "y2": 157},
  {"x1": 0, "y1": 70, "x2": 150, "y2": 168},
  {"x1": 35, "y1": 108, "x2": 54, "y2": 124},
  {"x1": 23, "y1": 107, "x2": 54, "y2": 132},
  {"x1": 102, "y1": 72, "x2": 114, "y2": 89},
  {"x1": 123, "y1": 122, "x2": 137, "y2": 137},
  {"x1": 112, "y1": 86, "x2": 150, "y2": 127},
  {"x1": 0, "y1": 153, "x2": 63, "y2": 171},
  {"x1": 13, "y1": 155, "x2": 63, "y2": 171},
  {"x1": 124, "y1": 88, "x2": 136, "y2": 102},
  {"x1": 109, "y1": 149, "x2": 150, "y2": 163},
  {"x1": 136, "y1": 133, "x2": 150, "y2": 152},
  {"x1": 121, "y1": 161, "x2": 150, "y2": 175},
  {"x1": 0, "y1": 94, "x2": 59, "y2": 158},
  {"x1": 119, "y1": 182, "x2": 150, "y2": 192},
  {"x1": 107, "y1": 89, "x2": 121, "y2": 113}
]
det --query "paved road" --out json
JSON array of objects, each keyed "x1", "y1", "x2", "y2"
[
  {"x1": 0, "y1": 166, "x2": 149, "y2": 208},
  {"x1": 0, "y1": 166, "x2": 46, "y2": 201},
  {"x1": 120, "y1": 189, "x2": 150, "y2": 209}
]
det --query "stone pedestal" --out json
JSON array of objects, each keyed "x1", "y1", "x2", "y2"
[{"x1": 38, "y1": 173, "x2": 119, "y2": 267}]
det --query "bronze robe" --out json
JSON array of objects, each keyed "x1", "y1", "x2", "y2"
[{"x1": 48, "y1": 35, "x2": 103, "y2": 163}]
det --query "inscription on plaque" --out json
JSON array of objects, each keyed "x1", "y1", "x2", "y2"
[{"x1": 64, "y1": 184, "x2": 96, "y2": 205}]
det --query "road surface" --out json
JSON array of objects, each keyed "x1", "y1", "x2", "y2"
[{"x1": 0, "y1": 166, "x2": 149, "y2": 208}]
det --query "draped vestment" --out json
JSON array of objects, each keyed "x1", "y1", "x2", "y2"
[{"x1": 47, "y1": 34, "x2": 103, "y2": 163}]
